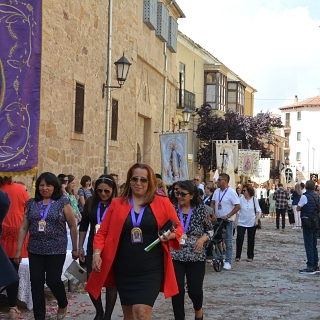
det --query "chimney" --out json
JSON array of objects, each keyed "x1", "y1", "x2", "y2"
[{"x1": 294, "y1": 95, "x2": 298, "y2": 102}]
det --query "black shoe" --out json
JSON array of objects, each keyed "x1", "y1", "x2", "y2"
[{"x1": 299, "y1": 268, "x2": 316, "y2": 274}]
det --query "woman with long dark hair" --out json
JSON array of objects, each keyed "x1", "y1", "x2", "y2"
[
  {"x1": 79, "y1": 175, "x2": 118, "y2": 320},
  {"x1": 170, "y1": 180, "x2": 213, "y2": 320},
  {"x1": 14, "y1": 172, "x2": 78, "y2": 320}
]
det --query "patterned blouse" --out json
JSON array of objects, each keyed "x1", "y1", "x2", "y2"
[
  {"x1": 170, "y1": 204, "x2": 213, "y2": 262},
  {"x1": 67, "y1": 193, "x2": 81, "y2": 220},
  {"x1": 25, "y1": 195, "x2": 70, "y2": 255}
]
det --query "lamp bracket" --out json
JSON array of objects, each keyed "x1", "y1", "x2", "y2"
[{"x1": 102, "y1": 83, "x2": 123, "y2": 98}]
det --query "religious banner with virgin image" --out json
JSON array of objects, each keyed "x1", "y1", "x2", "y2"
[
  {"x1": 0, "y1": 1, "x2": 42, "y2": 176},
  {"x1": 238, "y1": 149, "x2": 260, "y2": 177},
  {"x1": 159, "y1": 132, "x2": 189, "y2": 185},
  {"x1": 251, "y1": 158, "x2": 270, "y2": 184}
]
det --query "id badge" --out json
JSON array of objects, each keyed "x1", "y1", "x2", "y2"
[
  {"x1": 38, "y1": 220, "x2": 46, "y2": 232},
  {"x1": 131, "y1": 227, "x2": 143, "y2": 243},
  {"x1": 180, "y1": 234, "x2": 187, "y2": 247},
  {"x1": 218, "y1": 202, "x2": 222, "y2": 210},
  {"x1": 95, "y1": 224, "x2": 100, "y2": 234}
]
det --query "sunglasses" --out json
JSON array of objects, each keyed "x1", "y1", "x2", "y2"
[
  {"x1": 97, "y1": 188, "x2": 112, "y2": 194},
  {"x1": 242, "y1": 189, "x2": 247, "y2": 192},
  {"x1": 131, "y1": 177, "x2": 148, "y2": 183},
  {"x1": 176, "y1": 191, "x2": 190, "y2": 198},
  {"x1": 174, "y1": 188, "x2": 179, "y2": 192},
  {"x1": 193, "y1": 178, "x2": 199, "y2": 181},
  {"x1": 64, "y1": 179, "x2": 68, "y2": 183}
]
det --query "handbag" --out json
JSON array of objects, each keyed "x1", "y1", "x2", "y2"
[
  {"x1": 64, "y1": 260, "x2": 87, "y2": 287},
  {"x1": 253, "y1": 196, "x2": 261, "y2": 229}
]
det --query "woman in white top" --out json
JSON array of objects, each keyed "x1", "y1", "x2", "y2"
[{"x1": 234, "y1": 183, "x2": 261, "y2": 262}]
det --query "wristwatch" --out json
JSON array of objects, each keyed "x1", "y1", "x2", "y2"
[{"x1": 227, "y1": 214, "x2": 231, "y2": 218}]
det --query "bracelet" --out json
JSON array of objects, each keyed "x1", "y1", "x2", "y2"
[
  {"x1": 78, "y1": 248, "x2": 84, "y2": 251},
  {"x1": 93, "y1": 252, "x2": 101, "y2": 256},
  {"x1": 72, "y1": 249, "x2": 78, "y2": 252}
]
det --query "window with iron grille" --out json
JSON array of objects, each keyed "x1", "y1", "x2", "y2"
[
  {"x1": 111, "y1": 99, "x2": 118, "y2": 141},
  {"x1": 74, "y1": 82, "x2": 85, "y2": 133}
]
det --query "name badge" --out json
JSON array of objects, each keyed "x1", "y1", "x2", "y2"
[
  {"x1": 131, "y1": 227, "x2": 143, "y2": 243},
  {"x1": 95, "y1": 224, "x2": 100, "y2": 234},
  {"x1": 218, "y1": 202, "x2": 222, "y2": 210},
  {"x1": 38, "y1": 220, "x2": 46, "y2": 232},
  {"x1": 180, "y1": 234, "x2": 188, "y2": 247}
]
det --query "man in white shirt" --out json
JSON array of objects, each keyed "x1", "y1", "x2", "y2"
[{"x1": 211, "y1": 173, "x2": 241, "y2": 270}]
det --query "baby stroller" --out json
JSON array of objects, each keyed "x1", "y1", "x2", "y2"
[{"x1": 210, "y1": 219, "x2": 229, "y2": 272}]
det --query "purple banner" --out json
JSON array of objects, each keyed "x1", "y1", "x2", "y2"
[{"x1": 0, "y1": 0, "x2": 41, "y2": 175}]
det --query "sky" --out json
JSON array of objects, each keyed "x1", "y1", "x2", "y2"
[{"x1": 177, "y1": 0, "x2": 320, "y2": 114}]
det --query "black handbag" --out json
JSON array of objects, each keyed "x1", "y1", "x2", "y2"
[{"x1": 253, "y1": 197, "x2": 261, "y2": 229}]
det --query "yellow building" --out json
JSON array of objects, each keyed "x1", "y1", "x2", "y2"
[{"x1": 176, "y1": 31, "x2": 256, "y2": 179}]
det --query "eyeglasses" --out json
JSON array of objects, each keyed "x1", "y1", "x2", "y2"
[
  {"x1": 130, "y1": 177, "x2": 148, "y2": 183},
  {"x1": 176, "y1": 191, "x2": 190, "y2": 198},
  {"x1": 97, "y1": 188, "x2": 111, "y2": 194}
]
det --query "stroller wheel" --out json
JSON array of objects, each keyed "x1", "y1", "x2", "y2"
[{"x1": 212, "y1": 259, "x2": 224, "y2": 272}]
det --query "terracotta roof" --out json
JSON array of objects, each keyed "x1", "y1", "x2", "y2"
[{"x1": 279, "y1": 95, "x2": 320, "y2": 110}]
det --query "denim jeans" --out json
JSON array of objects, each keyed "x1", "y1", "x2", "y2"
[
  {"x1": 302, "y1": 227, "x2": 319, "y2": 269},
  {"x1": 224, "y1": 220, "x2": 234, "y2": 263}
]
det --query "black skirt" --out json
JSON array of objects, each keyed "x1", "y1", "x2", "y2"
[{"x1": 113, "y1": 206, "x2": 164, "y2": 306}]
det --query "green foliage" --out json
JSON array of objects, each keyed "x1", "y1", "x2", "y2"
[{"x1": 195, "y1": 106, "x2": 283, "y2": 172}]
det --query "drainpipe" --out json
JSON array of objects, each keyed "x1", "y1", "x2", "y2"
[
  {"x1": 162, "y1": 42, "x2": 167, "y2": 132},
  {"x1": 104, "y1": 0, "x2": 113, "y2": 174}
]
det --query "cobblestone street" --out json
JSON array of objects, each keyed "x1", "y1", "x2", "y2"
[{"x1": 1, "y1": 216, "x2": 320, "y2": 320}]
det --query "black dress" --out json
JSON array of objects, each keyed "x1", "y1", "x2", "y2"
[{"x1": 113, "y1": 206, "x2": 164, "y2": 306}]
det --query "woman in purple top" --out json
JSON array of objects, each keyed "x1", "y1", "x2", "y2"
[{"x1": 14, "y1": 172, "x2": 78, "y2": 320}]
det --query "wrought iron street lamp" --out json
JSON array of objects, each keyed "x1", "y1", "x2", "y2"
[
  {"x1": 102, "y1": 54, "x2": 131, "y2": 98},
  {"x1": 182, "y1": 107, "x2": 192, "y2": 125}
]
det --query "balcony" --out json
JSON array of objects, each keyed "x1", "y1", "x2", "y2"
[
  {"x1": 177, "y1": 89, "x2": 196, "y2": 111},
  {"x1": 284, "y1": 120, "x2": 291, "y2": 132}
]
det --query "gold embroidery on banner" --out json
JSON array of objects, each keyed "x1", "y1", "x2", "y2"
[
  {"x1": 0, "y1": 1, "x2": 36, "y2": 172},
  {"x1": 0, "y1": 59, "x2": 5, "y2": 110}
]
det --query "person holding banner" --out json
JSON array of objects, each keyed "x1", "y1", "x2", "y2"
[
  {"x1": 79, "y1": 175, "x2": 118, "y2": 320},
  {"x1": 86, "y1": 163, "x2": 182, "y2": 320}
]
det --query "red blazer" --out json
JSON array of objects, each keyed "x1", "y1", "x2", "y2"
[{"x1": 85, "y1": 195, "x2": 183, "y2": 300}]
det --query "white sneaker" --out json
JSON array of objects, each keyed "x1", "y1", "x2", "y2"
[
  {"x1": 223, "y1": 262, "x2": 231, "y2": 270},
  {"x1": 292, "y1": 226, "x2": 297, "y2": 230}
]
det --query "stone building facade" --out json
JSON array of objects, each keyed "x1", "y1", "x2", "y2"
[{"x1": 37, "y1": 0, "x2": 184, "y2": 185}]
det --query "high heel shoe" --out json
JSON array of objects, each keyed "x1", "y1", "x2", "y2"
[
  {"x1": 9, "y1": 306, "x2": 21, "y2": 319},
  {"x1": 57, "y1": 309, "x2": 67, "y2": 320}
]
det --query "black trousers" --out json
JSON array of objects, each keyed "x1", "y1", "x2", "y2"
[
  {"x1": 6, "y1": 258, "x2": 19, "y2": 307},
  {"x1": 171, "y1": 260, "x2": 205, "y2": 320},
  {"x1": 236, "y1": 226, "x2": 256, "y2": 260},
  {"x1": 29, "y1": 253, "x2": 68, "y2": 320},
  {"x1": 276, "y1": 208, "x2": 286, "y2": 229}
]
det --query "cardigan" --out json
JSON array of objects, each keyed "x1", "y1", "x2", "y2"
[{"x1": 85, "y1": 194, "x2": 183, "y2": 300}]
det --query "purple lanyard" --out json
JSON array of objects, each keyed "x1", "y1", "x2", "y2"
[
  {"x1": 97, "y1": 202, "x2": 109, "y2": 224},
  {"x1": 40, "y1": 199, "x2": 53, "y2": 221},
  {"x1": 130, "y1": 198, "x2": 146, "y2": 227},
  {"x1": 178, "y1": 206, "x2": 193, "y2": 234},
  {"x1": 219, "y1": 187, "x2": 229, "y2": 202}
]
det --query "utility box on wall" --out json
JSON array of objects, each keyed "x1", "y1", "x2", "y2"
[
  {"x1": 143, "y1": 0, "x2": 157, "y2": 30},
  {"x1": 156, "y1": 2, "x2": 169, "y2": 42}
]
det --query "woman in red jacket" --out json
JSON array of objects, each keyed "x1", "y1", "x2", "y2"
[{"x1": 86, "y1": 163, "x2": 182, "y2": 320}]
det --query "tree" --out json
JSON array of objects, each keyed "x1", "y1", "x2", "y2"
[{"x1": 195, "y1": 105, "x2": 283, "y2": 173}]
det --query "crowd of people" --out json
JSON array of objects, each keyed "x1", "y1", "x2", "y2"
[{"x1": 0, "y1": 167, "x2": 320, "y2": 319}]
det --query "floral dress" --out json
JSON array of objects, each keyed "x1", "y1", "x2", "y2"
[{"x1": 170, "y1": 204, "x2": 213, "y2": 262}]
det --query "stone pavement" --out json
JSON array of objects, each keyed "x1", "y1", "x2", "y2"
[{"x1": 1, "y1": 216, "x2": 320, "y2": 319}]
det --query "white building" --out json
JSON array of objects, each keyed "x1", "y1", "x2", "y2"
[{"x1": 279, "y1": 95, "x2": 320, "y2": 182}]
